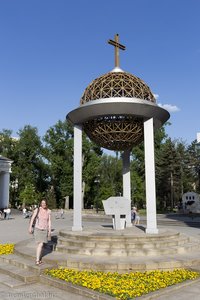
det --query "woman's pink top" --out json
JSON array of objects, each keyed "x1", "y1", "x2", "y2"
[{"x1": 35, "y1": 207, "x2": 51, "y2": 230}]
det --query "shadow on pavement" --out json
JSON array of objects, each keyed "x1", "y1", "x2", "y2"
[{"x1": 160, "y1": 213, "x2": 200, "y2": 228}]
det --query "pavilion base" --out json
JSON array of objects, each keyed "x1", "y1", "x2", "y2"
[
  {"x1": 145, "y1": 228, "x2": 159, "y2": 234},
  {"x1": 47, "y1": 223, "x2": 200, "y2": 272},
  {"x1": 13, "y1": 222, "x2": 200, "y2": 274}
]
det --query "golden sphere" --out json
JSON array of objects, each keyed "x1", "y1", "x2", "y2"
[{"x1": 80, "y1": 71, "x2": 155, "y2": 150}]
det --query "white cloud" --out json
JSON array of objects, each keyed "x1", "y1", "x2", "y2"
[
  {"x1": 153, "y1": 94, "x2": 159, "y2": 100},
  {"x1": 153, "y1": 93, "x2": 180, "y2": 113},
  {"x1": 158, "y1": 103, "x2": 180, "y2": 113}
]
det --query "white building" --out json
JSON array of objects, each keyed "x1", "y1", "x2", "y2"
[{"x1": 182, "y1": 192, "x2": 200, "y2": 213}]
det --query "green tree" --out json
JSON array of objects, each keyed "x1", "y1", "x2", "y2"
[
  {"x1": 43, "y1": 120, "x2": 74, "y2": 208},
  {"x1": 19, "y1": 183, "x2": 40, "y2": 207},
  {"x1": 156, "y1": 138, "x2": 193, "y2": 211},
  {"x1": 0, "y1": 129, "x2": 18, "y2": 159},
  {"x1": 93, "y1": 153, "x2": 122, "y2": 209},
  {"x1": 187, "y1": 140, "x2": 200, "y2": 192},
  {"x1": 46, "y1": 186, "x2": 57, "y2": 209},
  {"x1": 43, "y1": 120, "x2": 103, "y2": 209},
  {"x1": 82, "y1": 145, "x2": 102, "y2": 208},
  {"x1": 14, "y1": 125, "x2": 49, "y2": 198},
  {"x1": 130, "y1": 125, "x2": 168, "y2": 209}
]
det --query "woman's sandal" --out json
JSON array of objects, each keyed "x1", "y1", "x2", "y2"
[{"x1": 35, "y1": 261, "x2": 43, "y2": 266}]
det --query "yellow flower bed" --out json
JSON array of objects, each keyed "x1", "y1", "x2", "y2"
[
  {"x1": 45, "y1": 268, "x2": 199, "y2": 299},
  {"x1": 0, "y1": 244, "x2": 14, "y2": 255}
]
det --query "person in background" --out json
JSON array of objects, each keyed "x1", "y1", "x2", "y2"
[
  {"x1": 131, "y1": 207, "x2": 136, "y2": 224},
  {"x1": 134, "y1": 207, "x2": 140, "y2": 225},
  {"x1": 60, "y1": 208, "x2": 64, "y2": 219},
  {"x1": 28, "y1": 199, "x2": 51, "y2": 266},
  {"x1": 3, "y1": 208, "x2": 7, "y2": 219},
  {"x1": 6, "y1": 207, "x2": 11, "y2": 219},
  {"x1": 22, "y1": 207, "x2": 27, "y2": 218}
]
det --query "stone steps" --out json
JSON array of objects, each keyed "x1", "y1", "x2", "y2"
[
  {"x1": 59, "y1": 229, "x2": 181, "y2": 241},
  {"x1": 0, "y1": 254, "x2": 40, "y2": 273},
  {"x1": 12, "y1": 228, "x2": 200, "y2": 273},
  {"x1": 56, "y1": 230, "x2": 200, "y2": 257},
  {"x1": 56, "y1": 242, "x2": 200, "y2": 257},
  {"x1": 0, "y1": 253, "x2": 52, "y2": 287},
  {"x1": 57, "y1": 235, "x2": 190, "y2": 249},
  {"x1": 0, "y1": 273, "x2": 27, "y2": 288},
  {"x1": 0, "y1": 259, "x2": 38, "y2": 284},
  {"x1": 0, "y1": 247, "x2": 113, "y2": 299},
  {"x1": 38, "y1": 250, "x2": 200, "y2": 273}
]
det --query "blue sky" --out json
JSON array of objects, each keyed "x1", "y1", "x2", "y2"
[{"x1": 0, "y1": 0, "x2": 200, "y2": 145}]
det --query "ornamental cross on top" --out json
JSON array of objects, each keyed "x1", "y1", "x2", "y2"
[{"x1": 108, "y1": 34, "x2": 126, "y2": 68}]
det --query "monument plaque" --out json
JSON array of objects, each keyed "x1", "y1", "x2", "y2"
[{"x1": 102, "y1": 196, "x2": 131, "y2": 230}]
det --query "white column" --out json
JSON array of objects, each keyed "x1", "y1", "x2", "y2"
[
  {"x1": 144, "y1": 118, "x2": 158, "y2": 234},
  {"x1": 0, "y1": 172, "x2": 10, "y2": 209},
  {"x1": 72, "y1": 124, "x2": 83, "y2": 231},
  {"x1": 122, "y1": 150, "x2": 132, "y2": 227}
]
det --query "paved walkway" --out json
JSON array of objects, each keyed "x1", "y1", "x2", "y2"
[
  {"x1": 1, "y1": 210, "x2": 200, "y2": 299},
  {"x1": 0, "y1": 281, "x2": 88, "y2": 300}
]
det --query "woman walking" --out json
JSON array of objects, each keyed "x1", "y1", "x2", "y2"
[{"x1": 29, "y1": 199, "x2": 51, "y2": 266}]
